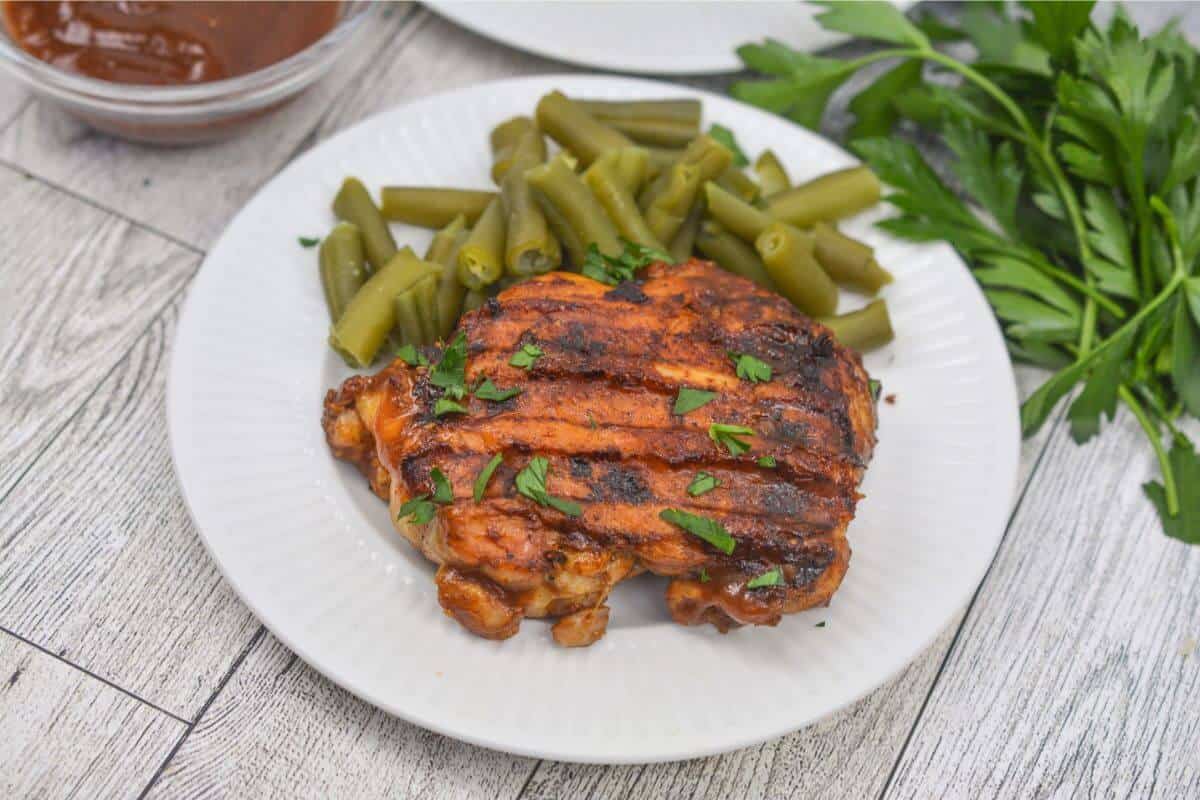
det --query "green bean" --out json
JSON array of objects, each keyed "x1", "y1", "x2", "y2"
[
  {"x1": 490, "y1": 116, "x2": 536, "y2": 183},
  {"x1": 668, "y1": 202, "x2": 704, "y2": 264},
  {"x1": 525, "y1": 153, "x2": 623, "y2": 257},
  {"x1": 583, "y1": 156, "x2": 666, "y2": 251},
  {"x1": 379, "y1": 187, "x2": 496, "y2": 229},
  {"x1": 755, "y1": 222, "x2": 839, "y2": 317},
  {"x1": 332, "y1": 178, "x2": 397, "y2": 272},
  {"x1": 319, "y1": 222, "x2": 368, "y2": 323},
  {"x1": 457, "y1": 197, "x2": 507, "y2": 290},
  {"x1": 496, "y1": 126, "x2": 562, "y2": 276},
  {"x1": 573, "y1": 98, "x2": 702, "y2": 126},
  {"x1": 696, "y1": 220, "x2": 777, "y2": 291},
  {"x1": 535, "y1": 91, "x2": 632, "y2": 166},
  {"x1": 329, "y1": 248, "x2": 436, "y2": 367},
  {"x1": 754, "y1": 150, "x2": 790, "y2": 196},
  {"x1": 597, "y1": 118, "x2": 697, "y2": 148},
  {"x1": 424, "y1": 215, "x2": 470, "y2": 339},
  {"x1": 704, "y1": 180, "x2": 771, "y2": 242},
  {"x1": 462, "y1": 289, "x2": 487, "y2": 313},
  {"x1": 812, "y1": 222, "x2": 894, "y2": 294},
  {"x1": 766, "y1": 165, "x2": 882, "y2": 227},
  {"x1": 588, "y1": 147, "x2": 651, "y2": 194},
  {"x1": 639, "y1": 134, "x2": 731, "y2": 209},
  {"x1": 537, "y1": 193, "x2": 589, "y2": 268},
  {"x1": 818, "y1": 299, "x2": 894, "y2": 352},
  {"x1": 645, "y1": 146, "x2": 682, "y2": 179},
  {"x1": 643, "y1": 162, "x2": 701, "y2": 244},
  {"x1": 716, "y1": 166, "x2": 761, "y2": 204},
  {"x1": 394, "y1": 285, "x2": 426, "y2": 346}
]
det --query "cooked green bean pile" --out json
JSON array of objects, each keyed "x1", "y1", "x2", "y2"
[{"x1": 311, "y1": 92, "x2": 898, "y2": 368}]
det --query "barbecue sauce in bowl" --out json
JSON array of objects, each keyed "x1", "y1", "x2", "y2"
[{"x1": 2, "y1": 1, "x2": 341, "y2": 85}]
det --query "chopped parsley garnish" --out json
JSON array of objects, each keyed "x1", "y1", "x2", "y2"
[
  {"x1": 434, "y1": 397, "x2": 467, "y2": 417},
  {"x1": 580, "y1": 239, "x2": 674, "y2": 286},
  {"x1": 430, "y1": 332, "x2": 468, "y2": 399},
  {"x1": 869, "y1": 378, "x2": 882, "y2": 403},
  {"x1": 673, "y1": 387, "x2": 717, "y2": 415},
  {"x1": 397, "y1": 495, "x2": 435, "y2": 525},
  {"x1": 473, "y1": 378, "x2": 522, "y2": 402},
  {"x1": 509, "y1": 343, "x2": 544, "y2": 370},
  {"x1": 659, "y1": 508, "x2": 735, "y2": 554},
  {"x1": 815, "y1": 621, "x2": 827, "y2": 628},
  {"x1": 515, "y1": 456, "x2": 582, "y2": 517},
  {"x1": 473, "y1": 453, "x2": 504, "y2": 503},
  {"x1": 586, "y1": 412, "x2": 599, "y2": 430},
  {"x1": 709, "y1": 423, "x2": 755, "y2": 457},
  {"x1": 707, "y1": 124, "x2": 749, "y2": 167},
  {"x1": 687, "y1": 472, "x2": 721, "y2": 496},
  {"x1": 430, "y1": 468, "x2": 453, "y2": 504},
  {"x1": 396, "y1": 343, "x2": 428, "y2": 367},
  {"x1": 756, "y1": 455, "x2": 777, "y2": 468},
  {"x1": 699, "y1": 567, "x2": 711, "y2": 583},
  {"x1": 746, "y1": 567, "x2": 784, "y2": 588},
  {"x1": 298, "y1": 236, "x2": 320, "y2": 248},
  {"x1": 730, "y1": 352, "x2": 772, "y2": 383}
]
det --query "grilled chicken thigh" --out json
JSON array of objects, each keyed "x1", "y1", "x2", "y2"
[{"x1": 323, "y1": 258, "x2": 877, "y2": 645}]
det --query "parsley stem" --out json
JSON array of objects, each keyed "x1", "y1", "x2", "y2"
[{"x1": 1119, "y1": 385, "x2": 1178, "y2": 516}]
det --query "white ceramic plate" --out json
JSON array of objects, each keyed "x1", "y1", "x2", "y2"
[
  {"x1": 426, "y1": 1, "x2": 913, "y2": 75},
  {"x1": 168, "y1": 74, "x2": 1019, "y2": 764}
]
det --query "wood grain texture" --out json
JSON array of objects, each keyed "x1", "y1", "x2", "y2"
[
  {"x1": 0, "y1": 630, "x2": 184, "y2": 799},
  {"x1": 0, "y1": 299, "x2": 260, "y2": 720},
  {"x1": 144, "y1": 632, "x2": 538, "y2": 800},
  {"x1": 883, "y1": 412, "x2": 1200, "y2": 799},
  {"x1": 0, "y1": 80, "x2": 28, "y2": 133},
  {"x1": 0, "y1": 164, "x2": 197, "y2": 500},
  {"x1": 0, "y1": 3, "x2": 418, "y2": 250}
]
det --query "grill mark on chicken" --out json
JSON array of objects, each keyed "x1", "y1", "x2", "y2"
[{"x1": 323, "y1": 259, "x2": 876, "y2": 645}]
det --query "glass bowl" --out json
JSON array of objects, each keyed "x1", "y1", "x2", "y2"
[{"x1": 0, "y1": 2, "x2": 376, "y2": 145}]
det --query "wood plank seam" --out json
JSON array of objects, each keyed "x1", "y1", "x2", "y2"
[
  {"x1": 0, "y1": 157, "x2": 205, "y2": 257},
  {"x1": 1, "y1": 625, "x2": 189, "y2": 725},
  {"x1": 0, "y1": 273, "x2": 198, "y2": 513},
  {"x1": 134, "y1": 626, "x2": 267, "y2": 800},
  {"x1": 873, "y1": 401, "x2": 1073, "y2": 800}
]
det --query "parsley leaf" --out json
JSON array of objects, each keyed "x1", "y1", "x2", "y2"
[
  {"x1": 698, "y1": 567, "x2": 711, "y2": 583},
  {"x1": 687, "y1": 472, "x2": 721, "y2": 496},
  {"x1": 430, "y1": 468, "x2": 453, "y2": 504},
  {"x1": 848, "y1": 58, "x2": 924, "y2": 139},
  {"x1": 298, "y1": 236, "x2": 320, "y2": 248},
  {"x1": 673, "y1": 387, "x2": 717, "y2": 415},
  {"x1": 509, "y1": 343, "x2": 543, "y2": 370},
  {"x1": 746, "y1": 567, "x2": 784, "y2": 588},
  {"x1": 515, "y1": 456, "x2": 582, "y2": 517},
  {"x1": 430, "y1": 332, "x2": 468, "y2": 398},
  {"x1": 869, "y1": 378, "x2": 883, "y2": 403},
  {"x1": 434, "y1": 398, "x2": 467, "y2": 417},
  {"x1": 581, "y1": 239, "x2": 673, "y2": 286},
  {"x1": 811, "y1": 1, "x2": 929, "y2": 48},
  {"x1": 815, "y1": 621, "x2": 827, "y2": 628},
  {"x1": 1143, "y1": 434, "x2": 1200, "y2": 544},
  {"x1": 395, "y1": 343, "x2": 428, "y2": 367},
  {"x1": 474, "y1": 378, "x2": 522, "y2": 402},
  {"x1": 473, "y1": 453, "x2": 503, "y2": 503},
  {"x1": 730, "y1": 352, "x2": 772, "y2": 383},
  {"x1": 709, "y1": 423, "x2": 755, "y2": 457},
  {"x1": 397, "y1": 495, "x2": 435, "y2": 525},
  {"x1": 756, "y1": 455, "x2": 777, "y2": 468},
  {"x1": 1173, "y1": 287, "x2": 1200, "y2": 417},
  {"x1": 659, "y1": 508, "x2": 736, "y2": 554},
  {"x1": 708, "y1": 124, "x2": 749, "y2": 167}
]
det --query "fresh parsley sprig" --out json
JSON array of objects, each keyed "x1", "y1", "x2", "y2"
[
  {"x1": 734, "y1": 1, "x2": 1200, "y2": 541},
  {"x1": 581, "y1": 238, "x2": 674, "y2": 286},
  {"x1": 515, "y1": 456, "x2": 582, "y2": 517}
]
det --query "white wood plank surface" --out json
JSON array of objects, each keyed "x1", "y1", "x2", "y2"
[
  {"x1": 0, "y1": 299, "x2": 260, "y2": 721},
  {"x1": 883, "y1": 412, "x2": 1200, "y2": 799},
  {"x1": 0, "y1": 631, "x2": 184, "y2": 799},
  {"x1": 0, "y1": 80, "x2": 27, "y2": 132},
  {"x1": 0, "y1": 164, "x2": 197, "y2": 499},
  {"x1": 0, "y1": 4, "x2": 419, "y2": 250},
  {"x1": 144, "y1": 632, "x2": 538, "y2": 800}
]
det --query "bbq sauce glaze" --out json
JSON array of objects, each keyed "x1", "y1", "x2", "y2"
[{"x1": 2, "y1": 1, "x2": 340, "y2": 85}]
